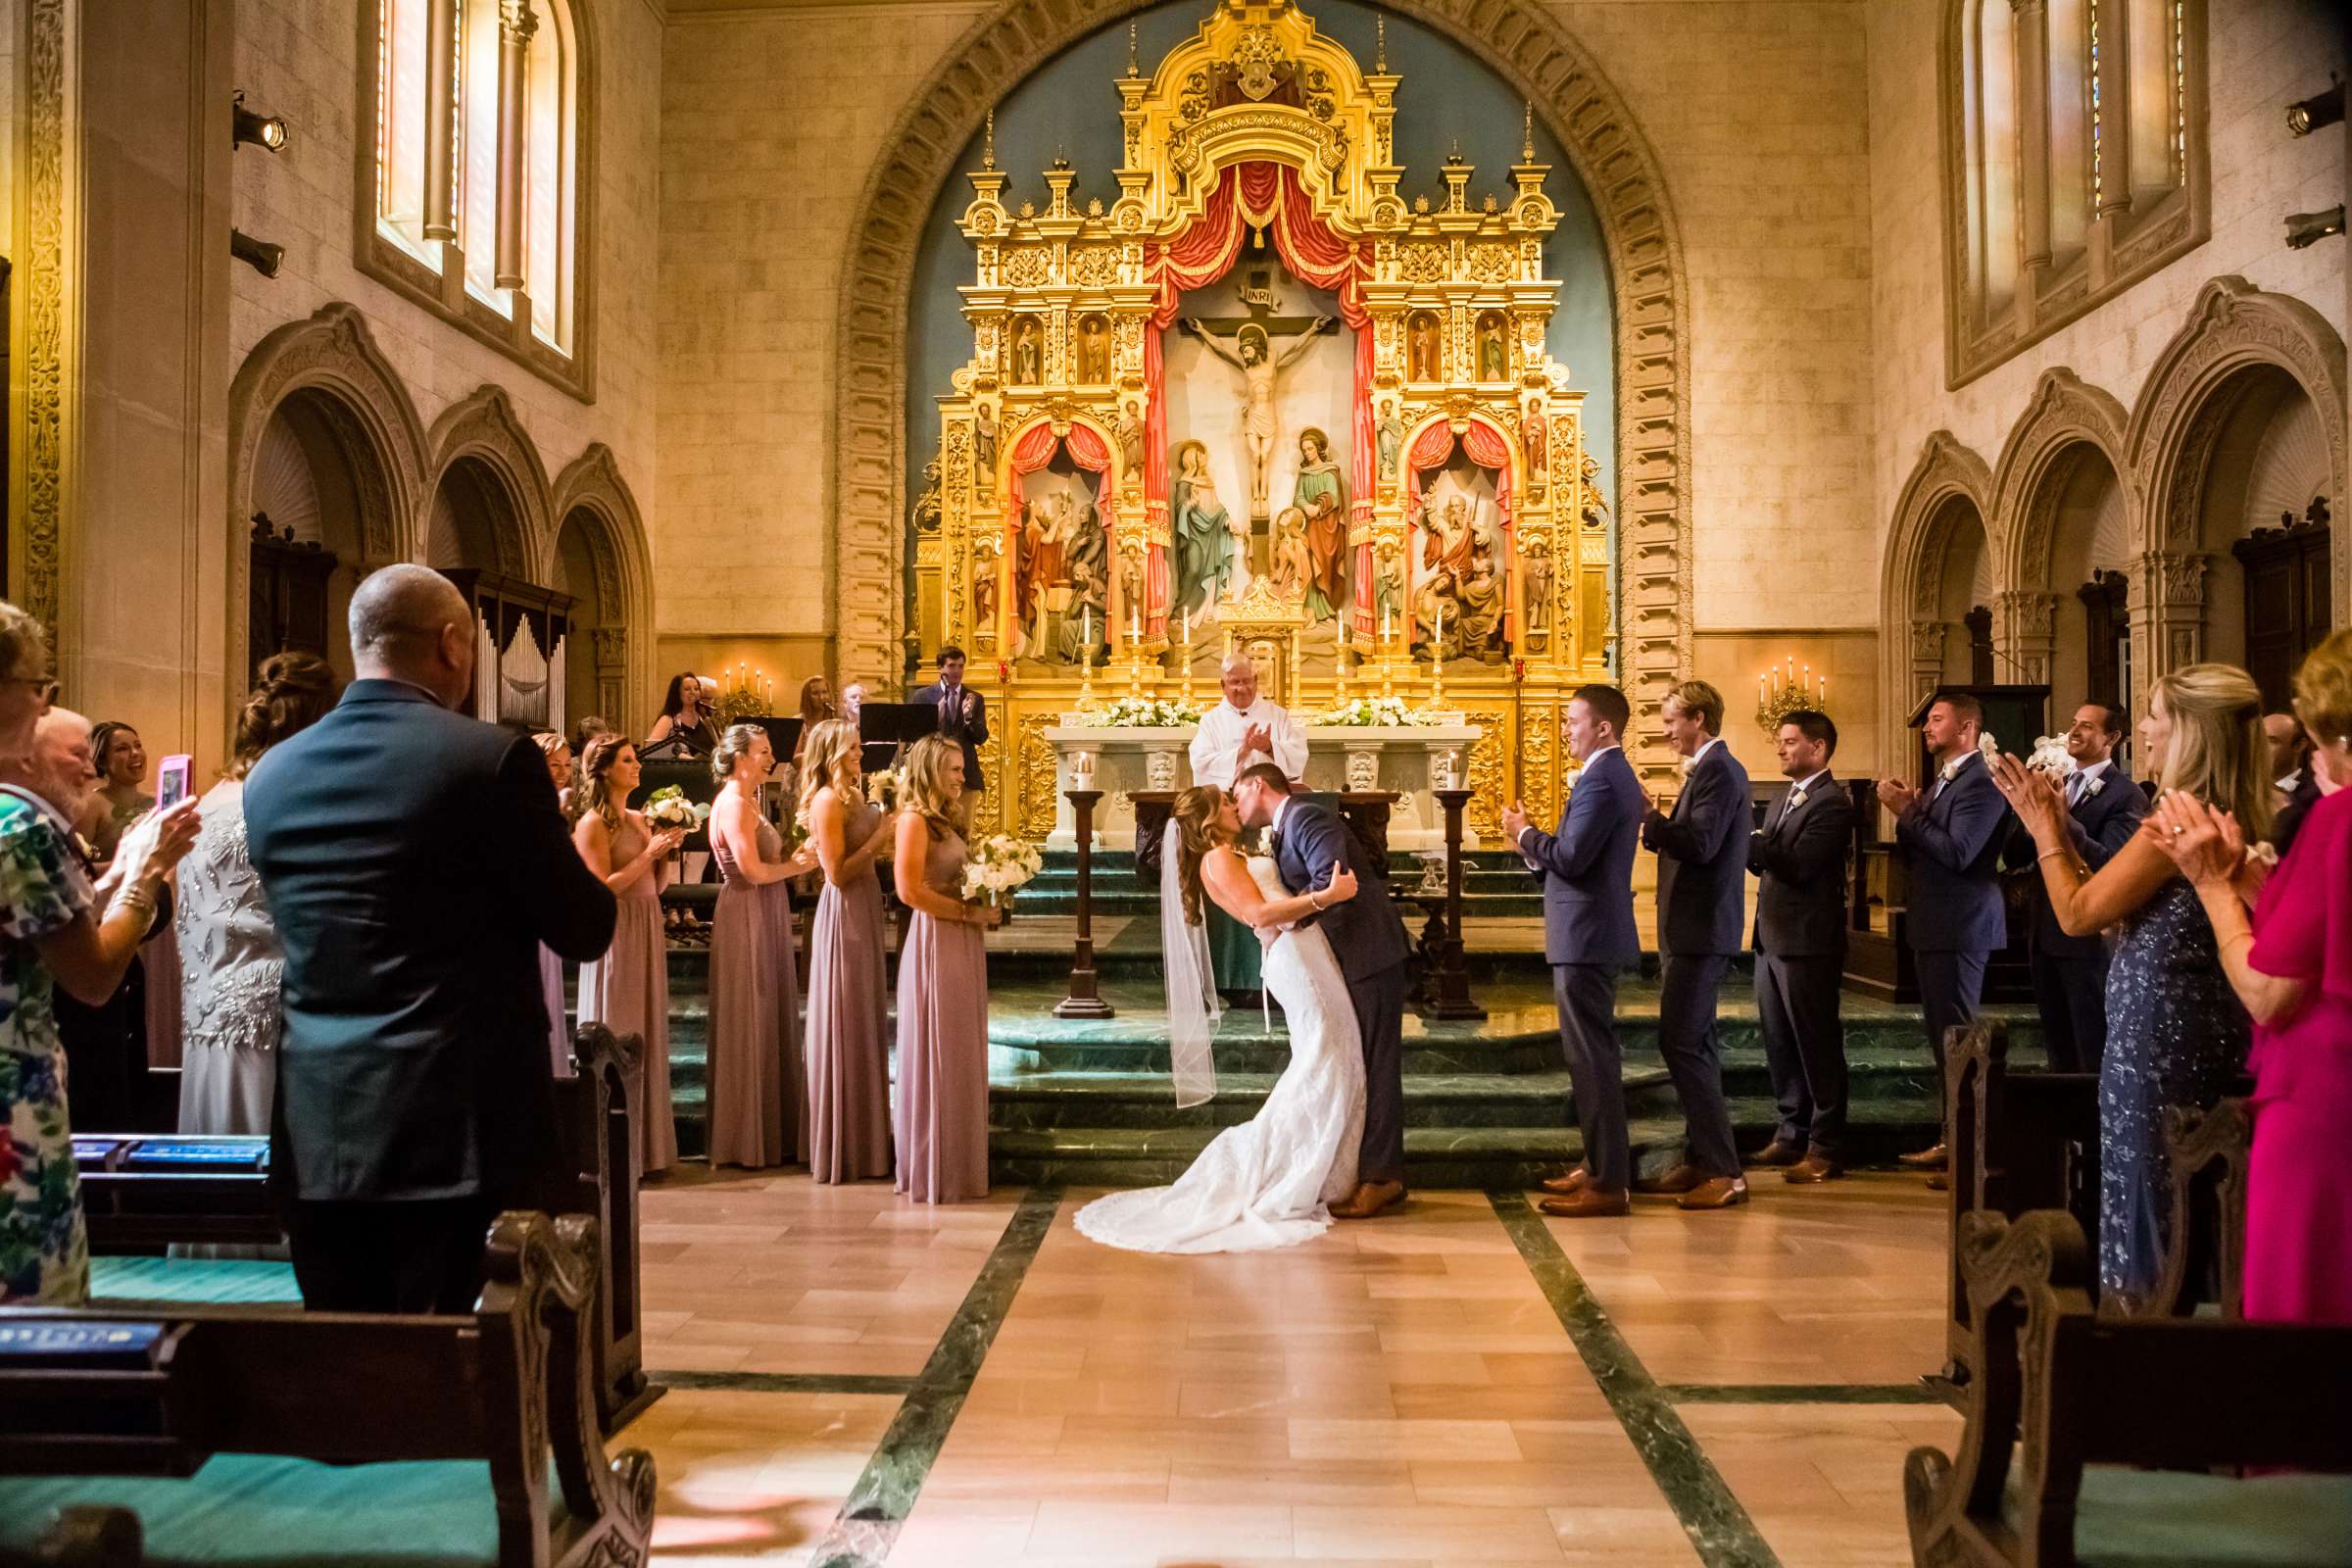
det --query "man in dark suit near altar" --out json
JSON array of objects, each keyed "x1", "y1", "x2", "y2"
[
  {"x1": 1747, "y1": 708, "x2": 1856, "y2": 1184},
  {"x1": 1502, "y1": 684, "x2": 1644, "y2": 1218},
  {"x1": 246, "y1": 564, "x2": 618, "y2": 1314},
  {"x1": 1878, "y1": 691, "x2": 2012, "y2": 1174},
  {"x1": 912, "y1": 644, "x2": 989, "y2": 785},
  {"x1": 2004, "y1": 701, "x2": 2145, "y2": 1072},
  {"x1": 1636, "y1": 680, "x2": 1749, "y2": 1210}
]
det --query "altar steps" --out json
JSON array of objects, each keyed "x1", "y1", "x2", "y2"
[{"x1": 1016, "y1": 848, "x2": 1552, "y2": 919}]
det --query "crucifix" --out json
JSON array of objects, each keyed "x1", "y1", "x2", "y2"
[{"x1": 1178, "y1": 261, "x2": 1337, "y2": 537}]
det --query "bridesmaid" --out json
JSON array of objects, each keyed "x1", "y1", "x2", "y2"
[
  {"x1": 892, "y1": 734, "x2": 999, "y2": 1204},
  {"x1": 570, "y1": 736, "x2": 686, "y2": 1174},
  {"x1": 533, "y1": 732, "x2": 578, "y2": 1078},
  {"x1": 801, "y1": 718, "x2": 895, "y2": 1182},
  {"x1": 706, "y1": 722, "x2": 817, "y2": 1169}
]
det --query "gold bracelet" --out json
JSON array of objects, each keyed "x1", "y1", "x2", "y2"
[
  {"x1": 1309, "y1": 888, "x2": 1326, "y2": 910},
  {"x1": 2034, "y1": 848, "x2": 2087, "y2": 880}
]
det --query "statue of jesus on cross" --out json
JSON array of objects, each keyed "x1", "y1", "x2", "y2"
[{"x1": 1180, "y1": 314, "x2": 1337, "y2": 518}]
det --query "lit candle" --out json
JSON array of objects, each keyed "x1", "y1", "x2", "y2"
[
  {"x1": 1819, "y1": 674, "x2": 1828, "y2": 704},
  {"x1": 1786, "y1": 656, "x2": 1793, "y2": 684},
  {"x1": 1131, "y1": 606, "x2": 1142, "y2": 644},
  {"x1": 1759, "y1": 673, "x2": 1768, "y2": 706},
  {"x1": 1382, "y1": 607, "x2": 1392, "y2": 644},
  {"x1": 1435, "y1": 601, "x2": 1445, "y2": 653},
  {"x1": 1083, "y1": 607, "x2": 1092, "y2": 649}
]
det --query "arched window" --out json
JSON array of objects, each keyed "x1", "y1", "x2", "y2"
[
  {"x1": 366, "y1": 0, "x2": 589, "y2": 396},
  {"x1": 1943, "y1": 0, "x2": 2206, "y2": 384}
]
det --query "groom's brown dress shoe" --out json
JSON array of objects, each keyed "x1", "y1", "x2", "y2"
[
  {"x1": 1538, "y1": 1169, "x2": 1592, "y2": 1197},
  {"x1": 1675, "y1": 1176, "x2": 1749, "y2": 1210},
  {"x1": 1537, "y1": 1187, "x2": 1629, "y2": 1218},
  {"x1": 1783, "y1": 1153, "x2": 1843, "y2": 1184},
  {"x1": 1636, "y1": 1162, "x2": 1704, "y2": 1196},
  {"x1": 1331, "y1": 1180, "x2": 1406, "y2": 1219},
  {"x1": 1747, "y1": 1140, "x2": 1805, "y2": 1167},
  {"x1": 1897, "y1": 1142, "x2": 1949, "y2": 1170}
]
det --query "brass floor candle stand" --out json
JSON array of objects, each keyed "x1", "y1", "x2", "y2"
[
  {"x1": 1420, "y1": 786, "x2": 1485, "y2": 1019},
  {"x1": 1054, "y1": 787, "x2": 1115, "y2": 1018}
]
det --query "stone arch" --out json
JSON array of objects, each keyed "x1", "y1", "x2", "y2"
[
  {"x1": 2126, "y1": 275, "x2": 2349, "y2": 667},
  {"x1": 550, "y1": 444, "x2": 657, "y2": 732},
  {"x1": 225, "y1": 303, "x2": 431, "y2": 699},
  {"x1": 1987, "y1": 368, "x2": 2132, "y2": 688},
  {"x1": 834, "y1": 0, "x2": 1691, "y2": 769},
  {"x1": 423, "y1": 386, "x2": 557, "y2": 575},
  {"x1": 1881, "y1": 430, "x2": 1998, "y2": 766}
]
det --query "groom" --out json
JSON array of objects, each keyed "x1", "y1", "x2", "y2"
[{"x1": 1232, "y1": 763, "x2": 1411, "y2": 1218}]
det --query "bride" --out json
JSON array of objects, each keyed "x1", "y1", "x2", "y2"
[{"x1": 1076, "y1": 785, "x2": 1366, "y2": 1254}]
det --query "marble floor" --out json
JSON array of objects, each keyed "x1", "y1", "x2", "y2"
[{"x1": 621, "y1": 1170, "x2": 1956, "y2": 1567}]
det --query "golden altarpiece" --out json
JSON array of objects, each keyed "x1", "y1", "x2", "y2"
[{"x1": 909, "y1": 0, "x2": 1613, "y2": 844}]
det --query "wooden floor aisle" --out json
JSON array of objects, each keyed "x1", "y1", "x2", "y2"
[{"x1": 619, "y1": 1171, "x2": 1958, "y2": 1567}]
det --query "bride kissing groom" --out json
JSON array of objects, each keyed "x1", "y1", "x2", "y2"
[{"x1": 1076, "y1": 765, "x2": 1411, "y2": 1256}]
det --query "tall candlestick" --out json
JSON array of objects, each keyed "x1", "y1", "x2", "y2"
[{"x1": 1131, "y1": 607, "x2": 1141, "y2": 645}]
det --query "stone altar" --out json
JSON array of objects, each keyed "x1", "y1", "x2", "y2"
[{"x1": 1041, "y1": 721, "x2": 1481, "y2": 852}]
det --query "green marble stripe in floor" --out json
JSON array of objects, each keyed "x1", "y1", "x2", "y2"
[
  {"x1": 1489, "y1": 1190, "x2": 1785, "y2": 1568},
  {"x1": 807, "y1": 1188, "x2": 1062, "y2": 1568},
  {"x1": 649, "y1": 1369, "x2": 919, "y2": 1398},
  {"x1": 1662, "y1": 1382, "x2": 1954, "y2": 1406}
]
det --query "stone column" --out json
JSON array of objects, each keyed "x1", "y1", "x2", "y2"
[
  {"x1": 2012, "y1": 0, "x2": 2054, "y2": 278},
  {"x1": 423, "y1": 0, "x2": 459, "y2": 241},
  {"x1": 1995, "y1": 589, "x2": 2061, "y2": 686},
  {"x1": 1908, "y1": 618, "x2": 1948, "y2": 705},
  {"x1": 493, "y1": 0, "x2": 536, "y2": 289},
  {"x1": 2091, "y1": 0, "x2": 2132, "y2": 221},
  {"x1": 591, "y1": 625, "x2": 626, "y2": 726},
  {"x1": 2134, "y1": 549, "x2": 2208, "y2": 691}
]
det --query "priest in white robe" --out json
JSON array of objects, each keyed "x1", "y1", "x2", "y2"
[{"x1": 1188, "y1": 654, "x2": 1307, "y2": 1001}]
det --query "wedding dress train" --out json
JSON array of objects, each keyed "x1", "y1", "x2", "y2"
[{"x1": 1076, "y1": 855, "x2": 1364, "y2": 1254}]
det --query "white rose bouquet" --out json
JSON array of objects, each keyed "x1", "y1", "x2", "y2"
[
  {"x1": 643, "y1": 786, "x2": 710, "y2": 835},
  {"x1": 959, "y1": 833, "x2": 1044, "y2": 908},
  {"x1": 2025, "y1": 735, "x2": 2077, "y2": 779}
]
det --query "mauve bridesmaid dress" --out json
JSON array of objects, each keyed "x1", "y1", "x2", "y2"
[
  {"x1": 707, "y1": 817, "x2": 804, "y2": 1168},
  {"x1": 894, "y1": 821, "x2": 990, "y2": 1203},
  {"x1": 577, "y1": 812, "x2": 676, "y2": 1173},
  {"x1": 807, "y1": 797, "x2": 892, "y2": 1181}
]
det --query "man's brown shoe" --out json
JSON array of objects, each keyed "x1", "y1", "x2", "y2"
[
  {"x1": 1636, "y1": 1162, "x2": 1704, "y2": 1195},
  {"x1": 1747, "y1": 1140, "x2": 1805, "y2": 1167},
  {"x1": 1538, "y1": 1168, "x2": 1592, "y2": 1197},
  {"x1": 1676, "y1": 1176, "x2": 1749, "y2": 1210},
  {"x1": 1897, "y1": 1143, "x2": 1949, "y2": 1170},
  {"x1": 1537, "y1": 1187, "x2": 1630, "y2": 1218},
  {"x1": 1925, "y1": 1171, "x2": 1950, "y2": 1192},
  {"x1": 1331, "y1": 1179, "x2": 1406, "y2": 1219},
  {"x1": 1784, "y1": 1153, "x2": 1843, "y2": 1184}
]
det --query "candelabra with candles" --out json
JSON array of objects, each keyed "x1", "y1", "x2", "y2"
[
  {"x1": 1754, "y1": 657, "x2": 1830, "y2": 732},
  {"x1": 714, "y1": 662, "x2": 774, "y2": 724}
]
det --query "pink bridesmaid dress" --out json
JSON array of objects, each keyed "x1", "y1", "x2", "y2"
[
  {"x1": 576, "y1": 811, "x2": 676, "y2": 1174},
  {"x1": 807, "y1": 798, "x2": 892, "y2": 1182},
  {"x1": 707, "y1": 818, "x2": 804, "y2": 1168},
  {"x1": 2243, "y1": 786, "x2": 2352, "y2": 1325},
  {"x1": 894, "y1": 821, "x2": 990, "y2": 1203}
]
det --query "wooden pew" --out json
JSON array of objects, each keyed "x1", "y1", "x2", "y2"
[
  {"x1": 0, "y1": 1211, "x2": 656, "y2": 1568},
  {"x1": 72, "y1": 1023, "x2": 653, "y2": 1433},
  {"x1": 1904, "y1": 1205, "x2": 2352, "y2": 1568}
]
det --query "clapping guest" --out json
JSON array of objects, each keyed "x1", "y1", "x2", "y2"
[
  {"x1": 532, "y1": 731, "x2": 577, "y2": 1077},
  {"x1": 81, "y1": 720, "x2": 183, "y2": 1075},
  {"x1": 802, "y1": 718, "x2": 895, "y2": 1184},
  {"x1": 893, "y1": 734, "x2": 999, "y2": 1203},
  {"x1": 572, "y1": 735, "x2": 687, "y2": 1174},
  {"x1": 707, "y1": 722, "x2": 818, "y2": 1169},
  {"x1": 79, "y1": 721, "x2": 151, "y2": 861},
  {"x1": 911, "y1": 646, "x2": 988, "y2": 787},
  {"x1": 1992, "y1": 663, "x2": 2268, "y2": 1305},
  {"x1": 2148, "y1": 631, "x2": 2352, "y2": 1325},
  {"x1": 2263, "y1": 710, "x2": 2322, "y2": 857},
  {"x1": 175, "y1": 653, "x2": 339, "y2": 1136},
  {"x1": 646, "y1": 674, "x2": 718, "y2": 756}
]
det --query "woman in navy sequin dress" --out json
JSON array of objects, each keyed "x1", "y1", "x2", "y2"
[{"x1": 1993, "y1": 664, "x2": 2269, "y2": 1304}]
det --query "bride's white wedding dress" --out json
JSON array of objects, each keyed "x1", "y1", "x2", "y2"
[{"x1": 1076, "y1": 854, "x2": 1364, "y2": 1254}]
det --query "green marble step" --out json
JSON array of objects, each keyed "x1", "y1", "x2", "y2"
[{"x1": 988, "y1": 1069, "x2": 1628, "y2": 1131}]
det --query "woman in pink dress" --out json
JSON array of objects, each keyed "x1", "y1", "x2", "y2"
[
  {"x1": 892, "y1": 734, "x2": 999, "y2": 1203},
  {"x1": 570, "y1": 736, "x2": 685, "y2": 1174},
  {"x1": 2149, "y1": 628, "x2": 2352, "y2": 1325},
  {"x1": 706, "y1": 722, "x2": 816, "y2": 1169},
  {"x1": 533, "y1": 732, "x2": 576, "y2": 1078},
  {"x1": 801, "y1": 718, "x2": 895, "y2": 1183}
]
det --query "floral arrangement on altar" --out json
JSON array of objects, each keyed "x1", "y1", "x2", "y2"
[
  {"x1": 1085, "y1": 696, "x2": 1205, "y2": 727},
  {"x1": 1308, "y1": 695, "x2": 1439, "y2": 728},
  {"x1": 960, "y1": 834, "x2": 1044, "y2": 908},
  {"x1": 643, "y1": 786, "x2": 710, "y2": 835}
]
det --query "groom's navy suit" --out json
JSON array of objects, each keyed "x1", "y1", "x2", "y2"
[
  {"x1": 1272, "y1": 795, "x2": 1410, "y2": 1186},
  {"x1": 1518, "y1": 745, "x2": 1643, "y2": 1193}
]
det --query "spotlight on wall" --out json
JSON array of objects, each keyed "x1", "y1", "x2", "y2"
[
  {"x1": 2285, "y1": 78, "x2": 2344, "y2": 138},
  {"x1": 2283, "y1": 206, "x2": 2346, "y2": 251},
  {"x1": 231, "y1": 229, "x2": 285, "y2": 277},
  {"x1": 231, "y1": 90, "x2": 289, "y2": 153}
]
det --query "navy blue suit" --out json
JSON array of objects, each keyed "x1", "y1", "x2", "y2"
[
  {"x1": 1895, "y1": 752, "x2": 2011, "y2": 1077},
  {"x1": 1640, "y1": 741, "x2": 1748, "y2": 1179},
  {"x1": 1271, "y1": 795, "x2": 1410, "y2": 1184},
  {"x1": 1749, "y1": 772, "x2": 1855, "y2": 1154},
  {"x1": 1518, "y1": 745, "x2": 1643, "y2": 1192},
  {"x1": 911, "y1": 680, "x2": 988, "y2": 784},
  {"x1": 2004, "y1": 760, "x2": 2146, "y2": 1071}
]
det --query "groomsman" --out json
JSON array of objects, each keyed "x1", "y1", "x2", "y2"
[
  {"x1": 2007, "y1": 703, "x2": 2145, "y2": 1072},
  {"x1": 1636, "y1": 681, "x2": 1748, "y2": 1210},
  {"x1": 1877, "y1": 693, "x2": 2011, "y2": 1174},
  {"x1": 911, "y1": 645, "x2": 989, "y2": 784},
  {"x1": 1502, "y1": 684, "x2": 1643, "y2": 1219},
  {"x1": 1747, "y1": 710, "x2": 1855, "y2": 1183}
]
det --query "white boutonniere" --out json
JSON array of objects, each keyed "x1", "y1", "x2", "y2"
[{"x1": 2082, "y1": 775, "x2": 2105, "y2": 799}]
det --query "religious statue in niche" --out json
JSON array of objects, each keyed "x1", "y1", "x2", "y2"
[
  {"x1": 1270, "y1": 506, "x2": 1310, "y2": 604},
  {"x1": 1415, "y1": 494, "x2": 1506, "y2": 662},
  {"x1": 1060, "y1": 500, "x2": 1109, "y2": 663},
  {"x1": 1407, "y1": 313, "x2": 1442, "y2": 381},
  {"x1": 1171, "y1": 441, "x2": 1241, "y2": 615},
  {"x1": 1477, "y1": 314, "x2": 1507, "y2": 381},
  {"x1": 1116, "y1": 399, "x2": 1146, "y2": 488},
  {"x1": 971, "y1": 539, "x2": 1000, "y2": 635},
  {"x1": 1011, "y1": 318, "x2": 1043, "y2": 385},
  {"x1": 1180, "y1": 314, "x2": 1337, "y2": 518},
  {"x1": 1520, "y1": 540, "x2": 1551, "y2": 651},
  {"x1": 1292, "y1": 429, "x2": 1348, "y2": 622},
  {"x1": 1015, "y1": 489, "x2": 1079, "y2": 656},
  {"x1": 1523, "y1": 397, "x2": 1546, "y2": 476},
  {"x1": 974, "y1": 405, "x2": 999, "y2": 490},
  {"x1": 1118, "y1": 548, "x2": 1148, "y2": 640},
  {"x1": 1375, "y1": 397, "x2": 1404, "y2": 488},
  {"x1": 1077, "y1": 315, "x2": 1111, "y2": 384}
]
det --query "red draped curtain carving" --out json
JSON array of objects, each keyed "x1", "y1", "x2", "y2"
[
  {"x1": 1002, "y1": 419, "x2": 1112, "y2": 647},
  {"x1": 1146, "y1": 161, "x2": 1371, "y2": 635},
  {"x1": 1403, "y1": 416, "x2": 1519, "y2": 645}
]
